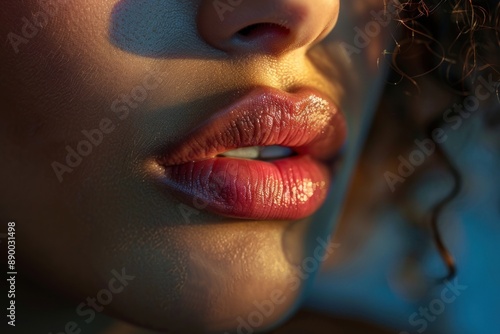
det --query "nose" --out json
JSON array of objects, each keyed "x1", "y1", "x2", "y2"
[{"x1": 197, "y1": 0, "x2": 340, "y2": 56}]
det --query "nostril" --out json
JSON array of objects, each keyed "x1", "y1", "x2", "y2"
[
  {"x1": 236, "y1": 23, "x2": 290, "y2": 39},
  {"x1": 197, "y1": 0, "x2": 339, "y2": 56}
]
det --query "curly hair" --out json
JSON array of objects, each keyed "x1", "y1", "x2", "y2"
[
  {"x1": 392, "y1": 0, "x2": 499, "y2": 87},
  {"x1": 387, "y1": 0, "x2": 499, "y2": 281}
]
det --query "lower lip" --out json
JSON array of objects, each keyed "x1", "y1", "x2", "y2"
[{"x1": 163, "y1": 155, "x2": 329, "y2": 220}]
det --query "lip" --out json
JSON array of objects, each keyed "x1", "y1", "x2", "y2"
[{"x1": 156, "y1": 87, "x2": 347, "y2": 220}]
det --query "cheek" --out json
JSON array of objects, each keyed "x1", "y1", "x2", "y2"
[{"x1": 0, "y1": 2, "x2": 165, "y2": 187}]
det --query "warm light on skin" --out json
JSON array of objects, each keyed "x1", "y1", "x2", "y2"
[{"x1": 0, "y1": 0, "x2": 391, "y2": 333}]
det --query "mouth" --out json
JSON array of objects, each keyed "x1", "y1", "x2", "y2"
[{"x1": 155, "y1": 87, "x2": 347, "y2": 220}]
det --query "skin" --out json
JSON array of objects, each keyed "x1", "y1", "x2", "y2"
[{"x1": 0, "y1": 0, "x2": 392, "y2": 333}]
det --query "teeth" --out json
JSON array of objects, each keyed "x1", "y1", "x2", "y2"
[
  {"x1": 219, "y1": 146, "x2": 260, "y2": 159},
  {"x1": 259, "y1": 146, "x2": 294, "y2": 159},
  {"x1": 219, "y1": 146, "x2": 293, "y2": 160}
]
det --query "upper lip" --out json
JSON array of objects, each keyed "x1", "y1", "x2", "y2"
[{"x1": 157, "y1": 86, "x2": 346, "y2": 166}]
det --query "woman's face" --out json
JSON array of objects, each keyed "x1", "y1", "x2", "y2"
[{"x1": 0, "y1": 0, "x2": 390, "y2": 332}]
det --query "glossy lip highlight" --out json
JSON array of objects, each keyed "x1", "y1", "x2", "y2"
[{"x1": 156, "y1": 87, "x2": 347, "y2": 220}]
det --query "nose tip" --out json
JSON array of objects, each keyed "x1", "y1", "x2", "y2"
[{"x1": 197, "y1": 0, "x2": 340, "y2": 56}]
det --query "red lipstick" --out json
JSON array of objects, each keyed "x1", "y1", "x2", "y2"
[{"x1": 157, "y1": 87, "x2": 347, "y2": 220}]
